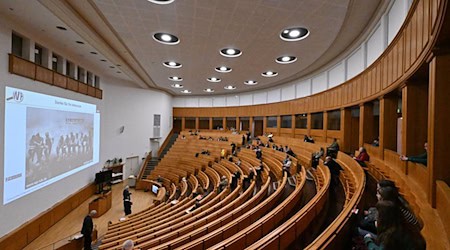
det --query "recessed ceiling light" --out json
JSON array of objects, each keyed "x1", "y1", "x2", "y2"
[
  {"x1": 276, "y1": 56, "x2": 297, "y2": 64},
  {"x1": 215, "y1": 66, "x2": 232, "y2": 73},
  {"x1": 76, "y1": 41, "x2": 85, "y2": 44},
  {"x1": 244, "y1": 80, "x2": 258, "y2": 85},
  {"x1": 56, "y1": 26, "x2": 67, "y2": 31},
  {"x1": 116, "y1": 71, "x2": 121, "y2": 74},
  {"x1": 224, "y1": 85, "x2": 236, "y2": 90},
  {"x1": 163, "y1": 61, "x2": 182, "y2": 68},
  {"x1": 153, "y1": 32, "x2": 179, "y2": 45},
  {"x1": 171, "y1": 83, "x2": 183, "y2": 88},
  {"x1": 169, "y1": 76, "x2": 182, "y2": 81},
  {"x1": 207, "y1": 77, "x2": 221, "y2": 83},
  {"x1": 90, "y1": 51, "x2": 98, "y2": 55},
  {"x1": 147, "y1": 0, "x2": 175, "y2": 4},
  {"x1": 220, "y1": 48, "x2": 242, "y2": 57},
  {"x1": 280, "y1": 27, "x2": 309, "y2": 41},
  {"x1": 110, "y1": 66, "x2": 115, "y2": 68},
  {"x1": 100, "y1": 59, "x2": 107, "y2": 62},
  {"x1": 204, "y1": 88, "x2": 215, "y2": 93},
  {"x1": 262, "y1": 71, "x2": 278, "y2": 77},
  {"x1": 116, "y1": 64, "x2": 121, "y2": 67},
  {"x1": 181, "y1": 89, "x2": 191, "y2": 93}
]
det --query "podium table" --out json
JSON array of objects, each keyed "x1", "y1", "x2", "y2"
[{"x1": 89, "y1": 191, "x2": 112, "y2": 218}]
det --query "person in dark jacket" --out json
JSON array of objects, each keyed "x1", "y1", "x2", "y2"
[
  {"x1": 81, "y1": 210, "x2": 96, "y2": 250},
  {"x1": 400, "y1": 142, "x2": 427, "y2": 166}
]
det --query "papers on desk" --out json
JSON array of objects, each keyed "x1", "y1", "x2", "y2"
[
  {"x1": 72, "y1": 234, "x2": 83, "y2": 240},
  {"x1": 119, "y1": 217, "x2": 126, "y2": 222}
]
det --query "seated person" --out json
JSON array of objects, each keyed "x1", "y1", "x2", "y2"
[
  {"x1": 218, "y1": 176, "x2": 228, "y2": 193},
  {"x1": 323, "y1": 156, "x2": 342, "y2": 190},
  {"x1": 304, "y1": 135, "x2": 315, "y2": 143},
  {"x1": 181, "y1": 135, "x2": 186, "y2": 140},
  {"x1": 282, "y1": 156, "x2": 292, "y2": 177},
  {"x1": 327, "y1": 138, "x2": 340, "y2": 158},
  {"x1": 311, "y1": 147, "x2": 325, "y2": 170},
  {"x1": 353, "y1": 147, "x2": 370, "y2": 167},
  {"x1": 255, "y1": 147, "x2": 262, "y2": 160},
  {"x1": 186, "y1": 199, "x2": 201, "y2": 213},
  {"x1": 156, "y1": 175, "x2": 163, "y2": 183},
  {"x1": 400, "y1": 142, "x2": 427, "y2": 166},
  {"x1": 220, "y1": 148, "x2": 226, "y2": 159},
  {"x1": 364, "y1": 200, "x2": 425, "y2": 250},
  {"x1": 285, "y1": 146, "x2": 296, "y2": 157},
  {"x1": 243, "y1": 168, "x2": 255, "y2": 190},
  {"x1": 372, "y1": 137, "x2": 379, "y2": 147}
]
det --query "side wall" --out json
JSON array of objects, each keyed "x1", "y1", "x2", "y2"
[{"x1": 0, "y1": 20, "x2": 173, "y2": 238}]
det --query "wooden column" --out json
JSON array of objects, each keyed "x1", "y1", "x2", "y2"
[
  {"x1": 195, "y1": 117, "x2": 199, "y2": 130},
  {"x1": 209, "y1": 117, "x2": 213, "y2": 130},
  {"x1": 428, "y1": 54, "x2": 450, "y2": 206},
  {"x1": 341, "y1": 108, "x2": 352, "y2": 153},
  {"x1": 379, "y1": 95, "x2": 398, "y2": 158},
  {"x1": 236, "y1": 117, "x2": 240, "y2": 131},
  {"x1": 359, "y1": 103, "x2": 374, "y2": 147},
  {"x1": 306, "y1": 113, "x2": 311, "y2": 136},
  {"x1": 181, "y1": 117, "x2": 186, "y2": 131},
  {"x1": 401, "y1": 84, "x2": 428, "y2": 156},
  {"x1": 276, "y1": 116, "x2": 281, "y2": 135},
  {"x1": 222, "y1": 117, "x2": 226, "y2": 130}
]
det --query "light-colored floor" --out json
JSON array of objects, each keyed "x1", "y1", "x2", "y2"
[{"x1": 25, "y1": 182, "x2": 154, "y2": 250}]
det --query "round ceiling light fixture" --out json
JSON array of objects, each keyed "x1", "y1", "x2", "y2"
[
  {"x1": 207, "y1": 77, "x2": 221, "y2": 83},
  {"x1": 181, "y1": 89, "x2": 191, "y2": 94},
  {"x1": 224, "y1": 85, "x2": 236, "y2": 90},
  {"x1": 215, "y1": 66, "x2": 232, "y2": 73},
  {"x1": 171, "y1": 83, "x2": 183, "y2": 88},
  {"x1": 56, "y1": 26, "x2": 67, "y2": 31},
  {"x1": 204, "y1": 88, "x2": 215, "y2": 93},
  {"x1": 262, "y1": 71, "x2": 278, "y2": 77},
  {"x1": 276, "y1": 55, "x2": 297, "y2": 64},
  {"x1": 280, "y1": 27, "x2": 310, "y2": 41},
  {"x1": 147, "y1": 0, "x2": 175, "y2": 4},
  {"x1": 220, "y1": 48, "x2": 242, "y2": 57},
  {"x1": 153, "y1": 32, "x2": 180, "y2": 45},
  {"x1": 163, "y1": 61, "x2": 182, "y2": 68},
  {"x1": 169, "y1": 76, "x2": 182, "y2": 81},
  {"x1": 244, "y1": 80, "x2": 258, "y2": 85}
]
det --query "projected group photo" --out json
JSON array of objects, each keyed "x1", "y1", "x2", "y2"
[{"x1": 25, "y1": 108, "x2": 94, "y2": 189}]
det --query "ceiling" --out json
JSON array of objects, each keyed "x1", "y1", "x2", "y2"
[{"x1": 0, "y1": 0, "x2": 387, "y2": 96}]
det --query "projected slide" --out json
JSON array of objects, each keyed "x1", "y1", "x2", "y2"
[{"x1": 4, "y1": 87, "x2": 100, "y2": 204}]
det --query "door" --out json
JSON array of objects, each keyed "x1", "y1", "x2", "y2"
[
  {"x1": 150, "y1": 139, "x2": 160, "y2": 157},
  {"x1": 125, "y1": 156, "x2": 139, "y2": 177}
]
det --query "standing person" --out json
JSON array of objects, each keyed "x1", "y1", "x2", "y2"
[
  {"x1": 327, "y1": 138, "x2": 340, "y2": 158},
  {"x1": 324, "y1": 156, "x2": 343, "y2": 190},
  {"x1": 282, "y1": 156, "x2": 292, "y2": 177},
  {"x1": 123, "y1": 186, "x2": 132, "y2": 215},
  {"x1": 242, "y1": 134, "x2": 246, "y2": 146},
  {"x1": 255, "y1": 147, "x2": 262, "y2": 160},
  {"x1": 81, "y1": 210, "x2": 96, "y2": 250}
]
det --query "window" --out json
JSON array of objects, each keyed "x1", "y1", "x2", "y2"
[
  {"x1": 240, "y1": 117, "x2": 250, "y2": 131},
  {"x1": 226, "y1": 117, "x2": 236, "y2": 130},
  {"x1": 12, "y1": 33, "x2": 23, "y2": 57},
  {"x1": 281, "y1": 115, "x2": 292, "y2": 128},
  {"x1": 35, "y1": 45, "x2": 43, "y2": 65},
  {"x1": 87, "y1": 71, "x2": 94, "y2": 85},
  {"x1": 295, "y1": 114, "x2": 307, "y2": 129},
  {"x1": 52, "y1": 53, "x2": 60, "y2": 72},
  {"x1": 199, "y1": 117, "x2": 209, "y2": 129},
  {"x1": 185, "y1": 117, "x2": 196, "y2": 129},
  {"x1": 212, "y1": 117, "x2": 223, "y2": 129},
  {"x1": 327, "y1": 110, "x2": 341, "y2": 130},
  {"x1": 94, "y1": 76, "x2": 100, "y2": 88},
  {"x1": 311, "y1": 112, "x2": 323, "y2": 129},
  {"x1": 78, "y1": 66, "x2": 86, "y2": 82},
  {"x1": 267, "y1": 116, "x2": 277, "y2": 128}
]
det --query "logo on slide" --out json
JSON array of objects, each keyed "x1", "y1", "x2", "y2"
[{"x1": 6, "y1": 91, "x2": 24, "y2": 102}]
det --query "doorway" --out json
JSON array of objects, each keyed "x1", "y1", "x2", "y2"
[
  {"x1": 125, "y1": 156, "x2": 139, "y2": 178},
  {"x1": 150, "y1": 139, "x2": 160, "y2": 157}
]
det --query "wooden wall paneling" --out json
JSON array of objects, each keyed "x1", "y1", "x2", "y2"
[
  {"x1": 397, "y1": 35, "x2": 405, "y2": 78},
  {"x1": 359, "y1": 103, "x2": 374, "y2": 146},
  {"x1": 423, "y1": 0, "x2": 430, "y2": 47},
  {"x1": 394, "y1": 43, "x2": 400, "y2": 81},
  {"x1": 209, "y1": 117, "x2": 213, "y2": 130},
  {"x1": 78, "y1": 82, "x2": 88, "y2": 94},
  {"x1": 9, "y1": 54, "x2": 36, "y2": 79},
  {"x1": 222, "y1": 117, "x2": 226, "y2": 130},
  {"x1": 412, "y1": 11, "x2": 418, "y2": 64},
  {"x1": 53, "y1": 72, "x2": 67, "y2": 89},
  {"x1": 323, "y1": 111, "x2": 328, "y2": 140},
  {"x1": 384, "y1": 149, "x2": 406, "y2": 174},
  {"x1": 382, "y1": 57, "x2": 389, "y2": 89},
  {"x1": 35, "y1": 65, "x2": 53, "y2": 85},
  {"x1": 407, "y1": 163, "x2": 429, "y2": 193},
  {"x1": 263, "y1": 117, "x2": 267, "y2": 134},
  {"x1": 67, "y1": 78, "x2": 78, "y2": 91},
  {"x1": 417, "y1": 1, "x2": 424, "y2": 53},
  {"x1": 87, "y1": 85, "x2": 96, "y2": 97},
  {"x1": 276, "y1": 116, "x2": 281, "y2": 135},
  {"x1": 436, "y1": 181, "x2": 450, "y2": 240},
  {"x1": 291, "y1": 115, "x2": 296, "y2": 137},
  {"x1": 181, "y1": 117, "x2": 185, "y2": 130},
  {"x1": 379, "y1": 95, "x2": 398, "y2": 156},
  {"x1": 428, "y1": 54, "x2": 450, "y2": 206},
  {"x1": 341, "y1": 108, "x2": 352, "y2": 153},
  {"x1": 306, "y1": 113, "x2": 311, "y2": 136},
  {"x1": 95, "y1": 88, "x2": 103, "y2": 99},
  {"x1": 195, "y1": 117, "x2": 199, "y2": 130},
  {"x1": 406, "y1": 23, "x2": 412, "y2": 68}
]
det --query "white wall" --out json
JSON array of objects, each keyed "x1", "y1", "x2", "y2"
[
  {"x1": 0, "y1": 23, "x2": 173, "y2": 237},
  {"x1": 173, "y1": 0, "x2": 412, "y2": 108}
]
